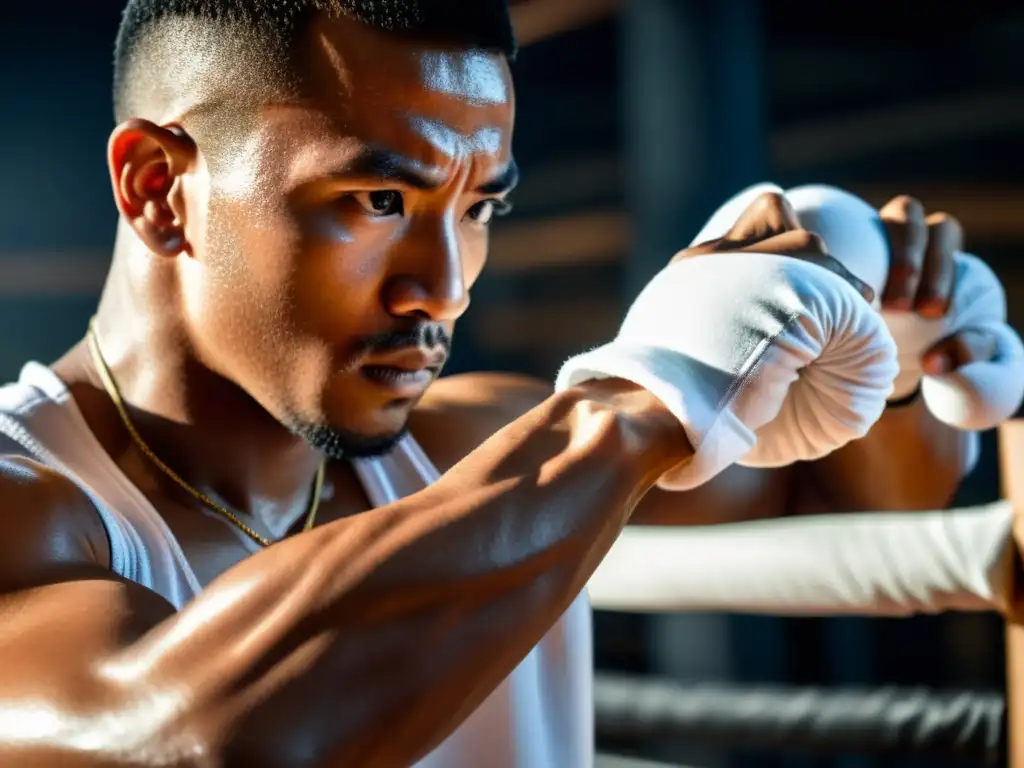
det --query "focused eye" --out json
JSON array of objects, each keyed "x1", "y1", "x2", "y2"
[
  {"x1": 354, "y1": 190, "x2": 404, "y2": 217},
  {"x1": 467, "y1": 199, "x2": 512, "y2": 225}
]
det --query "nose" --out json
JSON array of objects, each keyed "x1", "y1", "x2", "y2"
[{"x1": 383, "y1": 216, "x2": 470, "y2": 322}]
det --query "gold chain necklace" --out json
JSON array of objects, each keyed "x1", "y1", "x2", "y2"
[{"x1": 86, "y1": 319, "x2": 325, "y2": 548}]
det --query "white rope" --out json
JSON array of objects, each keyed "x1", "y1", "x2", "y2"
[{"x1": 588, "y1": 501, "x2": 1015, "y2": 617}]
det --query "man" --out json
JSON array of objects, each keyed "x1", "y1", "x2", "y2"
[{"x1": 0, "y1": 1, "x2": 995, "y2": 767}]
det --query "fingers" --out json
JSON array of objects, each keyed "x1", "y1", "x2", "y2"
[
  {"x1": 681, "y1": 192, "x2": 803, "y2": 258},
  {"x1": 748, "y1": 228, "x2": 826, "y2": 258},
  {"x1": 713, "y1": 193, "x2": 874, "y2": 302},
  {"x1": 807, "y1": 254, "x2": 875, "y2": 304},
  {"x1": 679, "y1": 191, "x2": 873, "y2": 302},
  {"x1": 914, "y1": 213, "x2": 961, "y2": 319},
  {"x1": 922, "y1": 329, "x2": 998, "y2": 376},
  {"x1": 724, "y1": 192, "x2": 801, "y2": 245},
  {"x1": 735, "y1": 229, "x2": 875, "y2": 303},
  {"x1": 879, "y1": 195, "x2": 928, "y2": 310},
  {"x1": 880, "y1": 195, "x2": 962, "y2": 319}
]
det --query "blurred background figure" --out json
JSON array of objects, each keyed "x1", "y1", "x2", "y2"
[{"x1": 1, "y1": 1, "x2": 1021, "y2": 766}]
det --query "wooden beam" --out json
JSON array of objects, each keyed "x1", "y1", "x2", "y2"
[
  {"x1": 510, "y1": 152, "x2": 1024, "y2": 245},
  {"x1": 471, "y1": 299, "x2": 621, "y2": 352},
  {"x1": 489, "y1": 184, "x2": 1024, "y2": 275},
  {"x1": 488, "y1": 209, "x2": 628, "y2": 272},
  {"x1": 507, "y1": 154, "x2": 622, "y2": 215},
  {"x1": 847, "y1": 185, "x2": 1024, "y2": 244},
  {"x1": 999, "y1": 420, "x2": 1024, "y2": 768},
  {"x1": 773, "y1": 90, "x2": 1024, "y2": 171}
]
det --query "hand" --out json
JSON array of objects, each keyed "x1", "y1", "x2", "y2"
[
  {"x1": 676, "y1": 192, "x2": 875, "y2": 303},
  {"x1": 559, "y1": 188, "x2": 897, "y2": 489},
  {"x1": 879, "y1": 196, "x2": 997, "y2": 376}
]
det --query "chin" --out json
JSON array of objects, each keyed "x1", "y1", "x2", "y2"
[
  {"x1": 292, "y1": 419, "x2": 408, "y2": 460},
  {"x1": 284, "y1": 404, "x2": 412, "y2": 460}
]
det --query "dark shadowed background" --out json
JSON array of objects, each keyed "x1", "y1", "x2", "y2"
[{"x1": 1, "y1": 1, "x2": 1021, "y2": 765}]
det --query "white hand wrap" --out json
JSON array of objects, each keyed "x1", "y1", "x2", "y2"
[
  {"x1": 555, "y1": 248, "x2": 897, "y2": 490},
  {"x1": 785, "y1": 184, "x2": 1024, "y2": 431}
]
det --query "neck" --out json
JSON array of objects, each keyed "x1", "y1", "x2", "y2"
[{"x1": 59, "y1": 238, "x2": 326, "y2": 538}]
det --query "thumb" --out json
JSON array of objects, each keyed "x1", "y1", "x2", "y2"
[{"x1": 922, "y1": 329, "x2": 998, "y2": 376}]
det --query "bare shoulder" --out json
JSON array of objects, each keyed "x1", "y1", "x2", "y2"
[
  {"x1": 410, "y1": 372, "x2": 553, "y2": 471},
  {"x1": 0, "y1": 455, "x2": 112, "y2": 591}
]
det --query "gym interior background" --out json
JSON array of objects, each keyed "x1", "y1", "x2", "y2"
[{"x1": 1, "y1": 1, "x2": 1022, "y2": 766}]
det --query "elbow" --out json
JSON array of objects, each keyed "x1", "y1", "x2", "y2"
[
  {"x1": 895, "y1": 430, "x2": 980, "y2": 511},
  {"x1": 882, "y1": 482, "x2": 960, "y2": 513},
  {"x1": 854, "y1": 448, "x2": 966, "y2": 512},
  {"x1": 860, "y1": 455, "x2": 967, "y2": 512},
  {"x1": 813, "y1": 424, "x2": 979, "y2": 514},
  {"x1": 873, "y1": 415, "x2": 981, "y2": 511}
]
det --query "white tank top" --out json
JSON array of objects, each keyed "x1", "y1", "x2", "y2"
[{"x1": 0, "y1": 363, "x2": 593, "y2": 768}]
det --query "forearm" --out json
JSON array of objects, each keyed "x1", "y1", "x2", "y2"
[
  {"x1": 800, "y1": 393, "x2": 974, "y2": 513},
  {"x1": 97, "y1": 380, "x2": 689, "y2": 766}
]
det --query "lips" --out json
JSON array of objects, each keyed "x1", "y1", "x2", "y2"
[
  {"x1": 362, "y1": 347, "x2": 446, "y2": 375},
  {"x1": 358, "y1": 347, "x2": 446, "y2": 396}
]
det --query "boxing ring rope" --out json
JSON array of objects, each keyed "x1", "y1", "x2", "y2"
[
  {"x1": 594, "y1": 675, "x2": 1004, "y2": 763},
  {"x1": 590, "y1": 419, "x2": 1024, "y2": 766}
]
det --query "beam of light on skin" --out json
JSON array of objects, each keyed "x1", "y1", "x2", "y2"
[
  {"x1": 145, "y1": 18, "x2": 278, "y2": 138},
  {"x1": 469, "y1": 127, "x2": 504, "y2": 155},
  {"x1": 211, "y1": 128, "x2": 268, "y2": 199},
  {"x1": 0, "y1": 692, "x2": 205, "y2": 766},
  {"x1": 309, "y1": 208, "x2": 355, "y2": 244},
  {"x1": 464, "y1": 421, "x2": 606, "y2": 572},
  {"x1": 97, "y1": 579, "x2": 256, "y2": 684},
  {"x1": 419, "y1": 52, "x2": 509, "y2": 106},
  {"x1": 407, "y1": 117, "x2": 505, "y2": 159},
  {"x1": 316, "y1": 29, "x2": 354, "y2": 98}
]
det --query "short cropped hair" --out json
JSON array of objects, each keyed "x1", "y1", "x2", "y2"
[{"x1": 112, "y1": 0, "x2": 516, "y2": 123}]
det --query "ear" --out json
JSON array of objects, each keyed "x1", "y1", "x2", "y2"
[{"x1": 108, "y1": 119, "x2": 197, "y2": 257}]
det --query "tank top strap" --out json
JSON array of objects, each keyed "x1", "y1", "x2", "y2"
[
  {"x1": 0, "y1": 363, "x2": 202, "y2": 608},
  {"x1": 0, "y1": 363, "x2": 442, "y2": 610},
  {"x1": 351, "y1": 433, "x2": 441, "y2": 507}
]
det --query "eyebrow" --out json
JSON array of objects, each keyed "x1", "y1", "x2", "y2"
[
  {"x1": 346, "y1": 148, "x2": 441, "y2": 190},
  {"x1": 343, "y1": 148, "x2": 519, "y2": 196},
  {"x1": 477, "y1": 160, "x2": 519, "y2": 196}
]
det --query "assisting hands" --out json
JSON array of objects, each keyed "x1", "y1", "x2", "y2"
[
  {"x1": 693, "y1": 182, "x2": 1024, "y2": 434},
  {"x1": 586, "y1": 183, "x2": 1024, "y2": 622}
]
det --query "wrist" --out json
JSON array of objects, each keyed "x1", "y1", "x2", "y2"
[
  {"x1": 887, "y1": 382, "x2": 922, "y2": 409},
  {"x1": 564, "y1": 378, "x2": 694, "y2": 482},
  {"x1": 885, "y1": 354, "x2": 924, "y2": 405}
]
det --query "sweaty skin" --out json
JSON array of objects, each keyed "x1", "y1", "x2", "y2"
[
  {"x1": 0, "y1": 16, "x2": 693, "y2": 767},
  {"x1": 0, "y1": 377, "x2": 688, "y2": 767},
  {"x1": 0, "y1": 10, "x2": 973, "y2": 768}
]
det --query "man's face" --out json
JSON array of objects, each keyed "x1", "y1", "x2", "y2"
[{"x1": 178, "y1": 16, "x2": 516, "y2": 457}]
